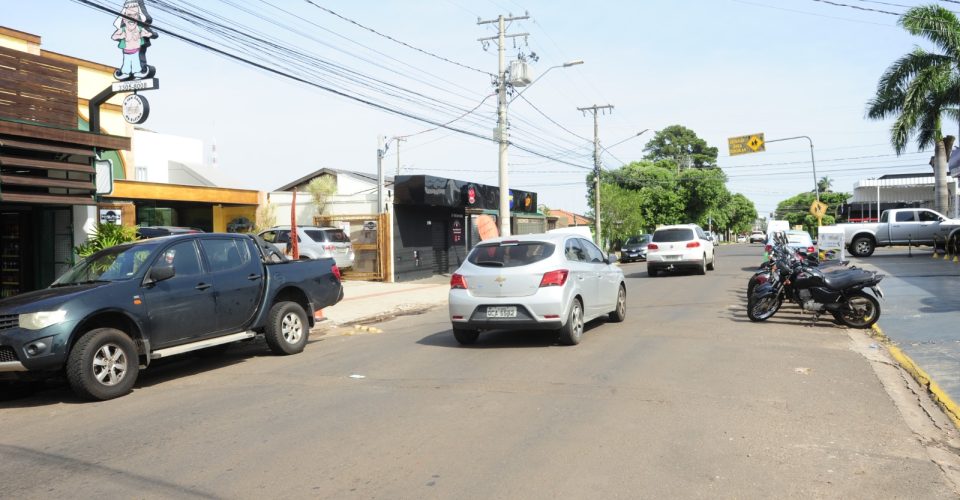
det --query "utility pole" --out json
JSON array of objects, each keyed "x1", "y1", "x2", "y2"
[
  {"x1": 377, "y1": 136, "x2": 389, "y2": 214},
  {"x1": 395, "y1": 136, "x2": 407, "y2": 176},
  {"x1": 478, "y1": 13, "x2": 529, "y2": 237},
  {"x1": 578, "y1": 104, "x2": 614, "y2": 248}
]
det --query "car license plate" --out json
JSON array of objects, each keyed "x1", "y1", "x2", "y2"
[
  {"x1": 486, "y1": 306, "x2": 517, "y2": 318},
  {"x1": 872, "y1": 286, "x2": 884, "y2": 299},
  {"x1": 664, "y1": 255, "x2": 681, "y2": 261}
]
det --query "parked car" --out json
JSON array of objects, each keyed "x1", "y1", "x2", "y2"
[
  {"x1": 749, "y1": 231, "x2": 766, "y2": 244},
  {"x1": 259, "y1": 226, "x2": 355, "y2": 269},
  {"x1": 764, "y1": 229, "x2": 816, "y2": 262},
  {"x1": 448, "y1": 233, "x2": 626, "y2": 346},
  {"x1": 136, "y1": 226, "x2": 202, "y2": 239},
  {"x1": 703, "y1": 231, "x2": 720, "y2": 245},
  {"x1": 620, "y1": 234, "x2": 652, "y2": 263},
  {"x1": 838, "y1": 208, "x2": 960, "y2": 257},
  {"x1": 646, "y1": 224, "x2": 716, "y2": 276},
  {"x1": 736, "y1": 234, "x2": 747, "y2": 243},
  {"x1": 0, "y1": 233, "x2": 344, "y2": 400}
]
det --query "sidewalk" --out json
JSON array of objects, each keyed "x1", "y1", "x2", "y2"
[
  {"x1": 317, "y1": 275, "x2": 449, "y2": 327},
  {"x1": 851, "y1": 247, "x2": 960, "y2": 424}
]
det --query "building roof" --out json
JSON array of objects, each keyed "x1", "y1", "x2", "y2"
[
  {"x1": 276, "y1": 167, "x2": 395, "y2": 192},
  {"x1": 550, "y1": 209, "x2": 592, "y2": 226}
]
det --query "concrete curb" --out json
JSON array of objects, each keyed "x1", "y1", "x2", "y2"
[{"x1": 872, "y1": 323, "x2": 960, "y2": 429}]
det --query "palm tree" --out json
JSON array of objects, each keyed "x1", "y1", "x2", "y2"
[
  {"x1": 817, "y1": 176, "x2": 833, "y2": 194},
  {"x1": 866, "y1": 4, "x2": 958, "y2": 215}
]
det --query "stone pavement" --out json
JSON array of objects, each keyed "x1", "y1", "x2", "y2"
[
  {"x1": 315, "y1": 275, "x2": 450, "y2": 327},
  {"x1": 850, "y1": 246, "x2": 960, "y2": 424}
]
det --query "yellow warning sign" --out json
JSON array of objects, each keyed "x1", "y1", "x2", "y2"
[
  {"x1": 810, "y1": 200, "x2": 828, "y2": 218},
  {"x1": 728, "y1": 133, "x2": 765, "y2": 156}
]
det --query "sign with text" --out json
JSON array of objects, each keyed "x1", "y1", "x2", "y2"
[
  {"x1": 99, "y1": 209, "x2": 121, "y2": 225},
  {"x1": 728, "y1": 133, "x2": 765, "y2": 156}
]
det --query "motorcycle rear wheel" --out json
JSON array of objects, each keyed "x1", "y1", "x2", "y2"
[
  {"x1": 747, "y1": 294, "x2": 782, "y2": 322},
  {"x1": 832, "y1": 291, "x2": 880, "y2": 329}
]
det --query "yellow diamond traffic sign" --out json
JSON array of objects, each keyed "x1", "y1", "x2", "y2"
[
  {"x1": 747, "y1": 134, "x2": 764, "y2": 152},
  {"x1": 728, "y1": 133, "x2": 765, "y2": 156},
  {"x1": 810, "y1": 200, "x2": 828, "y2": 218}
]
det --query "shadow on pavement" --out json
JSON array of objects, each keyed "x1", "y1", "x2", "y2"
[
  {"x1": 0, "y1": 338, "x2": 285, "y2": 407},
  {"x1": 418, "y1": 320, "x2": 605, "y2": 349}
]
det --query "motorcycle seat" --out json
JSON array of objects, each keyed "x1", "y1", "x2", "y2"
[{"x1": 822, "y1": 270, "x2": 876, "y2": 290}]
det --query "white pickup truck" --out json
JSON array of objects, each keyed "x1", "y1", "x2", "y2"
[{"x1": 839, "y1": 208, "x2": 960, "y2": 257}]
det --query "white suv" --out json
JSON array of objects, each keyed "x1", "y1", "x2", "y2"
[{"x1": 646, "y1": 224, "x2": 716, "y2": 277}]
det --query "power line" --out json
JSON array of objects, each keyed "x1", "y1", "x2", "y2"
[
  {"x1": 301, "y1": 0, "x2": 492, "y2": 75},
  {"x1": 810, "y1": 0, "x2": 900, "y2": 15},
  {"x1": 71, "y1": 0, "x2": 593, "y2": 170}
]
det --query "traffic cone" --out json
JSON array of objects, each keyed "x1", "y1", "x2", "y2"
[{"x1": 314, "y1": 309, "x2": 327, "y2": 322}]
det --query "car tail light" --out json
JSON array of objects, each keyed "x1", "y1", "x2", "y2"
[
  {"x1": 331, "y1": 264, "x2": 341, "y2": 281},
  {"x1": 450, "y1": 273, "x2": 468, "y2": 289},
  {"x1": 764, "y1": 244, "x2": 772, "y2": 253},
  {"x1": 686, "y1": 241, "x2": 700, "y2": 248},
  {"x1": 539, "y1": 269, "x2": 569, "y2": 287},
  {"x1": 323, "y1": 244, "x2": 335, "y2": 251},
  {"x1": 647, "y1": 243, "x2": 659, "y2": 251},
  {"x1": 807, "y1": 246, "x2": 815, "y2": 254}
]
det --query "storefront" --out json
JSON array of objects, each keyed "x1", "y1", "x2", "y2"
[
  {"x1": 392, "y1": 175, "x2": 543, "y2": 281},
  {"x1": 102, "y1": 180, "x2": 260, "y2": 233},
  {"x1": 0, "y1": 120, "x2": 130, "y2": 297},
  {"x1": 0, "y1": 34, "x2": 131, "y2": 296}
]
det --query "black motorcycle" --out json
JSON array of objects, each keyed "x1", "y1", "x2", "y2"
[{"x1": 747, "y1": 238, "x2": 883, "y2": 328}]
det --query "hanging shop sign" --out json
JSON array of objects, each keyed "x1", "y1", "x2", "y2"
[{"x1": 110, "y1": 0, "x2": 160, "y2": 125}]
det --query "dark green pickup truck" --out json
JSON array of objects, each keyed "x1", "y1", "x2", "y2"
[{"x1": 0, "y1": 233, "x2": 343, "y2": 400}]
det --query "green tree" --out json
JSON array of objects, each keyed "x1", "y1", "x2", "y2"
[
  {"x1": 306, "y1": 176, "x2": 337, "y2": 217},
  {"x1": 725, "y1": 193, "x2": 758, "y2": 236},
  {"x1": 817, "y1": 176, "x2": 833, "y2": 193},
  {"x1": 866, "y1": 4, "x2": 959, "y2": 214},
  {"x1": 773, "y1": 192, "x2": 849, "y2": 235},
  {"x1": 643, "y1": 125, "x2": 719, "y2": 170}
]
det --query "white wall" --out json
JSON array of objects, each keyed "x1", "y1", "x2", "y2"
[
  {"x1": 72, "y1": 205, "x2": 97, "y2": 248},
  {"x1": 132, "y1": 129, "x2": 205, "y2": 184}
]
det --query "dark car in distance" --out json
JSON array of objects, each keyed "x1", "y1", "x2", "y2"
[
  {"x1": 0, "y1": 233, "x2": 344, "y2": 400},
  {"x1": 620, "y1": 234, "x2": 652, "y2": 263}
]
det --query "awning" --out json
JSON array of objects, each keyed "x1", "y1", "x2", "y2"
[{"x1": 0, "y1": 131, "x2": 97, "y2": 205}]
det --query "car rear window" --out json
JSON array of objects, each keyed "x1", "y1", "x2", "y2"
[
  {"x1": 626, "y1": 235, "x2": 650, "y2": 245},
  {"x1": 786, "y1": 233, "x2": 810, "y2": 244},
  {"x1": 653, "y1": 229, "x2": 694, "y2": 242},
  {"x1": 304, "y1": 229, "x2": 351, "y2": 243},
  {"x1": 468, "y1": 241, "x2": 555, "y2": 267}
]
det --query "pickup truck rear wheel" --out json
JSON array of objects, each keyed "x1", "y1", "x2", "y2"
[
  {"x1": 66, "y1": 328, "x2": 139, "y2": 401},
  {"x1": 850, "y1": 236, "x2": 875, "y2": 257},
  {"x1": 265, "y1": 301, "x2": 309, "y2": 355}
]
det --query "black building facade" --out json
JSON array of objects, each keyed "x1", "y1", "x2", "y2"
[{"x1": 392, "y1": 175, "x2": 542, "y2": 282}]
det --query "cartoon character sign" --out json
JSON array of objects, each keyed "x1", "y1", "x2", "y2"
[{"x1": 111, "y1": 0, "x2": 158, "y2": 81}]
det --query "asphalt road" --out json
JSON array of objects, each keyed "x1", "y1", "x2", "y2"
[{"x1": 1, "y1": 245, "x2": 958, "y2": 499}]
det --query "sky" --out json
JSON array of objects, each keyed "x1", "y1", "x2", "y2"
[{"x1": 4, "y1": 0, "x2": 957, "y2": 219}]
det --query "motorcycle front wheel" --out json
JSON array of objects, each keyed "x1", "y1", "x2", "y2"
[
  {"x1": 747, "y1": 294, "x2": 782, "y2": 322},
  {"x1": 832, "y1": 291, "x2": 881, "y2": 329}
]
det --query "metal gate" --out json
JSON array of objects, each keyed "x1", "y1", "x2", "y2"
[{"x1": 315, "y1": 212, "x2": 391, "y2": 281}]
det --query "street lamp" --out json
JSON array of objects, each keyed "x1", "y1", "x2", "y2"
[
  {"x1": 509, "y1": 60, "x2": 584, "y2": 104},
  {"x1": 497, "y1": 59, "x2": 584, "y2": 237}
]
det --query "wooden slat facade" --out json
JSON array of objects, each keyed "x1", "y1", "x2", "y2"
[{"x1": 0, "y1": 45, "x2": 77, "y2": 129}]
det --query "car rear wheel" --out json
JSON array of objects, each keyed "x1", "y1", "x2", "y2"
[
  {"x1": 608, "y1": 285, "x2": 626, "y2": 322},
  {"x1": 558, "y1": 298, "x2": 584, "y2": 345},
  {"x1": 265, "y1": 301, "x2": 309, "y2": 355},
  {"x1": 697, "y1": 256, "x2": 707, "y2": 275},
  {"x1": 66, "y1": 328, "x2": 139, "y2": 401},
  {"x1": 707, "y1": 252, "x2": 716, "y2": 271},
  {"x1": 453, "y1": 327, "x2": 479, "y2": 345}
]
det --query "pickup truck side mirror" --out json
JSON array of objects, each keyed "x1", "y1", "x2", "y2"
[{"x1": 148, "y1": 263, "x2": 175, "y2": 284}]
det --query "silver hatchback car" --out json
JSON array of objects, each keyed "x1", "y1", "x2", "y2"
[
  {"x1": 258, "y1": 226, "x2": 355, "y2": 269},
  {"x1": 448, "y1": 233, "x2": 626, "y2": 346}
]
